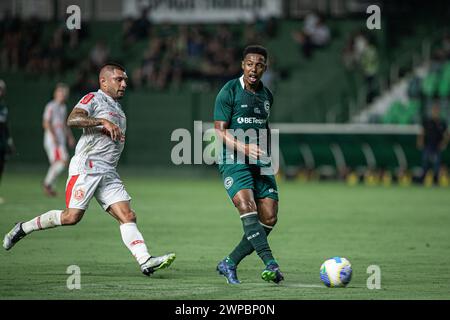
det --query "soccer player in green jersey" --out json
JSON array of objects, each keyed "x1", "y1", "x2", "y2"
[{"x1": 214, "y1": 45, "x2": 284, "y2": 284}]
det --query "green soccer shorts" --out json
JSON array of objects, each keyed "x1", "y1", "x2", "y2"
[{"x1": 219, "y1": 164, "x2": 279, "y2": 201}]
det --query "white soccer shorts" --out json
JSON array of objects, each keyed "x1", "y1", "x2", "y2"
[{"x1": 65, "y1": 171, "x2": 131, "y2": 211}]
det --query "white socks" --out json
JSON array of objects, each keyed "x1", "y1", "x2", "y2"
[
  {"x1": 21, "y1": 213, "x2": 151, "y2": 266},
  {"x1": 119, "y1": 223, "x2": 151, "y2": 265},
  {"x1": 44, "y1": 161, "x2": 65, "y2": 187},
  {"x1": 22, "y1": 210, "x2": 63, "y2": 234}
]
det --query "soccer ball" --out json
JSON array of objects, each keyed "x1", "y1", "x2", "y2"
[{"x1": 320, "y1": 257, "x2": 352, "y2": 287}]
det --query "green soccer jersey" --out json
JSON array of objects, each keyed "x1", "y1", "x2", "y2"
[{"x1": 214, "y1": 76, "x2": 273, "y2": 167}]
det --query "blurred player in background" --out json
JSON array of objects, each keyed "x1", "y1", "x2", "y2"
[
  {"x1": 214, "y1": 45, "x2": 283, "y2": 284},
  {"x1": 42, "y1": 83, "x2": 75, "y2": 196},
  {"x1": 417, "y1": 102, "x2": 449, "y2": 184},
  {"x1": 3, "y1": 63, "x2": 176, "y2": 276},
  {"x1": 0, "y1": 79, "x2": 16, "y2": 204}
]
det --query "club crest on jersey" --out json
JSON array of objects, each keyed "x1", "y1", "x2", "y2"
[
  {"x1": 74, "y1": 188, "x2": 85, "y2": 201},
  {"x1": 264, "y1": 100, "x2": 270, "y2": 113},
  {"x1": 224, "y1": 177, "x2": 234, "y2": 190}
]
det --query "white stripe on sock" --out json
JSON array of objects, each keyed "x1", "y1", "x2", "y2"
[
  {"x1": 259, "y1": 221, "x2": 273, "y2": 229},
  {"x1": 240, "y1": 211, "x2": 257, "y2": 219}
]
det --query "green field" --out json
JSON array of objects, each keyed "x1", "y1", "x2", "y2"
[{"x1": 1, "y1": 168, "x2": 450, "y2": 300}]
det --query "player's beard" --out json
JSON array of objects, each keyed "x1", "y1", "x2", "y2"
[{"x1": 116, "y1": 90, "x2": 125, "y2": 99}]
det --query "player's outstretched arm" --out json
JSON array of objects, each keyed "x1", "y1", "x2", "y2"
[{"x1": 67, "y1": 108, "x2": 122, "y2": 141}]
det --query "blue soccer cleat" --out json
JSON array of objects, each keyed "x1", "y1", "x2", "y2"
[
  {"x1": 216, "y1": 259, "x2": 241, "y2": 284},
  {"x1": 261, "y1": 262, "x2": 284, "y2": 284}
]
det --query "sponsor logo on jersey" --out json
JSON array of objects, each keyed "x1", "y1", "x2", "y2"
[
  {"x1": 80, "y1": 93, "x2": 95, "y2": 104},
  {"x1": 224, "y1": 177, "x2": 234, "y2": 189},
  {"x1": 269, "y1": 188, "x2": 278, "y2": 194},
  {"x1": 237, "y1": 117, "x2": 267, "y2": 125}
]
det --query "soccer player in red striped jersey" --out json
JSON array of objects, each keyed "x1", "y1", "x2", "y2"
[{"x1": 3, "y1": 63, "x2": 176, "y2": 276}]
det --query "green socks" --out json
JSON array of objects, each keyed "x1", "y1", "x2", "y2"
[
  {"x1": 229, "y1": 223, "x2": 273, "y2": 266},
  {"x1": 234, "y1": 212, "x2": 275, "y2": 265}
]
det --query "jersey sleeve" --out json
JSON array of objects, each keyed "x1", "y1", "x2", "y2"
[
  {"x1": 213, "y1": 86, "x2": 233, "y2": 122},
  {"x1": 74, "y1": 93, "x2": 96, "y2": 116}
]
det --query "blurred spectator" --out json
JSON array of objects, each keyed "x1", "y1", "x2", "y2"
[
  {"x1": 255, "y1": 16, "x2": 279, "y2": 39},
  {"x1": 72, "y1": 61, "x2": 99, "y2": 94},
  {"x1": 0, "y1": 17, "x2": 277, "y2": 92},
  {"x1": 132, "y1": 24, "x2": 244, "y2": 90},
  {"x1": 0, "y1": 79, "x2": 16, "y2": 204},
  {"x1": 89, "y1": 40, "x2": 110, "y2": 72},
  {"x1": 42, "y1": 27, "x2": 66, "y2": 74},
  {"x1": 356, "y1": 34, "x2": 379, "y2": 103},
  {"x1": 0, "y1": 15, "x2": 86, "y2": 76},
  {"x1": 0, "y1": 13, "x2": 22, "y2": 71},
  {"x1": 441, "y1": 32, "x2": 450, "y2": 59},
  {"x1": 244, "y1": 23, "x2": 262, "y2": 45},
  {"x1": 122, "y1": 8, "x2": 152, "y2": 48},
  {"x1": 261, "y1": 56, "x2": 279, "y2": 92},
  {"x1": 342, "y1": 32, "x2": 358, "y2": 70},
  {"x1": 292, "y1": 12, "x2": 330, "y2": 59},
  {"x1": 417, "y1": 102, "x2": 449, "y2": 184},
  {"x1": 344, "y1": 33, "x2": 379, "y2": 104}
]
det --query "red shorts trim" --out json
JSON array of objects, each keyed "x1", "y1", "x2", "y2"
[
  {"x1": 54, "y1": 147, "x2": 61, "y2": 162},
  {"x1": 66, "y1": 175, "x2": 80, "y2": 208}
]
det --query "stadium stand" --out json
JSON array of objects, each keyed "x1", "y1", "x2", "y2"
[{"x1": 1, "y1": 1, "x2": 449, "y2": 184}]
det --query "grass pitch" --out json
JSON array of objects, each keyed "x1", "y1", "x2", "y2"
[{"x1": 1, "y1": 168, "x2": 449, "y2": 300}]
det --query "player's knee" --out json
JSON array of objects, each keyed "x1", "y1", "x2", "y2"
[
  {"x1": 261, "y1": 215, "x2": 277, "y2": 227},
  {"x1": 236, "y1": 201, "x2": 257, "y2": 213},
  {"x1": 62, "y1": 210, "x2": 83, "y2": 225},
  {"x1": 121, "y1": 210, "x2": 136, "y2": 223}
]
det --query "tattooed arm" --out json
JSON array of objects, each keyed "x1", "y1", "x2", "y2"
[{"x1": 67, "y1": 108, "x2": 122, "y2": 141}]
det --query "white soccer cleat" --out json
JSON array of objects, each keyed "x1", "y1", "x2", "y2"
[
  {"x1": 140, "y1": 253, "x2": 176, "y2": 276},
  {"x1": 3, "y1": 222, "x2": 27, "y2": 251}
]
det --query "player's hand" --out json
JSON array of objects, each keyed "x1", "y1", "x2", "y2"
[
  {"x1": 100, "y1": 119, "x2": 123, "y2": 142},
  {"x1": 245, "y1": 143, "x2": 266, "y2": 160}
]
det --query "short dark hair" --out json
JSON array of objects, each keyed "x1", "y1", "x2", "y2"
[
  {"x1": 243, "y1": 45, "x2": 268, "y2": 61},
  {"x1": 99, "y1": 62, "x2": 126, "y2": 74}
]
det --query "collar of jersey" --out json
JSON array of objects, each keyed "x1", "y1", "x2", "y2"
[
  {"x1": 239, "y1": 75, "x2": 264, "y2": 94},
  {"x1": 98, "y1": 89, "x2": 119, "y2": 106}
]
